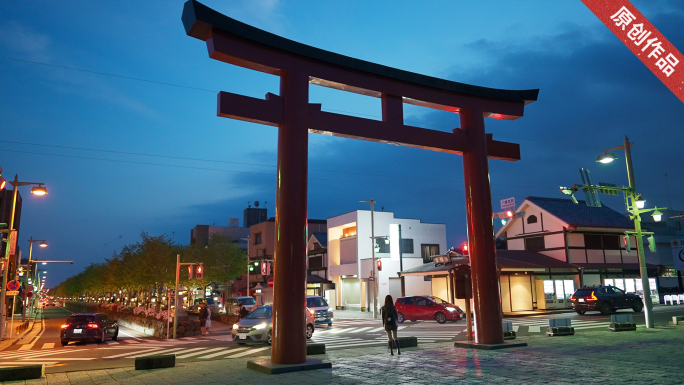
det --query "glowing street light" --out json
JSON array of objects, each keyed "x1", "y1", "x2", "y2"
[{"x1": 596, "y1": 152, "x2": 618, "y2": 164}]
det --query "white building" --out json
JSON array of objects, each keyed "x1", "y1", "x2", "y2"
[{"x1": 327, "y1": 210, "x2": 446, "y2": 312}]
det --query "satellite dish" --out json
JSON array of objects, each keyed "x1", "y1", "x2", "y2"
[{"x1": 254, "y1": 201, "x2": 260, "y2": 207}]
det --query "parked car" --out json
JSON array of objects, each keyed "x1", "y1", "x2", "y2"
[
  {"x1": 570, "y1": 285, "x2": 643, "y2": 315},
  {"x1": 306, "y1": 295, "x2": 333, "y2": 327},
  {"x1": 231, "y1": 305, "x2": 314, "y2": 345},
  {"x1": 225, "y1": 296, "x2": 257, "y2": 315},
  {"x1": 395, "y1": 296, "x2": 464, "y2": 324},
  {"x1": 60, "y1": 313, "x2": 118, "y2": 346}
]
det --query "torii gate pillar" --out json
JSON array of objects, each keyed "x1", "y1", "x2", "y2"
[
  {"x1": 460, "y1": 108, "x2": 503, "y2": 342},
  {"x1": 271, "y1": 70, "x2": 310, "y2": 363}
]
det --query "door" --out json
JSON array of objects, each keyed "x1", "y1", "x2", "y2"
[
  {"x1": 509, "y1": 276, "x2": 533, "y2": 311},
  {"x1": 414, "y1": 296, "x2": 432, "y2": 320}
]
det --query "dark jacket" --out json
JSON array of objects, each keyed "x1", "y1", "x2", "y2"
[
  {"x1": 381, "y1": 305, "x2": 398, "y2": 331},
  {"x1": 239, "y1": 306, "x2": 249, "y2": 319},
  {"x1": 198, "y1": 307, "x2": 209, "y2": 320}
]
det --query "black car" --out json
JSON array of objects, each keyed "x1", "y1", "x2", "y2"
[
  {"x1": 570, "y1": 285, "x2": 643, "y2": 315},
  {"x1": 60, "y1": 313, "x2": 118, "y2": 346}
]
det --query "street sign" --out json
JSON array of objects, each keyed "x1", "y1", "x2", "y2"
[
  {"x1": 9, "y1": 230, "x2": 17, "y2": 256},
  {"x1": 672, "y1": 239, "x2": 684, "y2": 272},
  {"x1": 267, "y1": 277, "x2": 274, "y2": 288},
  {"x1": 369, "y1": 277, "x2": 375, "y2": 282},
  {"x1": 27, "y1": 285, "x2": 33, "y2": 292},
  {"x1": 6, "y1": 291, "x2": 19, "y2": 296},
  {"x1": 500, "y1": 197, "x2": 515, "y2": 211},
  {"x1": 27, "y1": 292, "x2": 33, "y2": 298},
  {"x1": 493, "y1": 211, "x2": 508, "y2": 219},
  {"x1": 7, "y1": 280, "x2": 20, "y2": 291}
]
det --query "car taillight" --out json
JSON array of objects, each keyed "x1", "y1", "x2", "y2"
[
  {"x1": 87, "y1": 323, "x2": 99, "y2": 329},
  {"x1": 570, "y1": 294, "x2": 575, "y2": 300},
  {"x1": 588, "y1": 291, "x2": 598, "y2": 301},
  {"x1": 61, "y1": 324, "x2": 69, "y2": 329}
]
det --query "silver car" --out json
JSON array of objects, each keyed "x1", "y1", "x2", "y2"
[{"x1": 231, "y1": 305, "x2": 315, "y2": 345}]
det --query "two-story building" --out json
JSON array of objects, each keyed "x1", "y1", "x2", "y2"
[{"x1": 327, "y1": 210, "x2": 446, "y2": 312}]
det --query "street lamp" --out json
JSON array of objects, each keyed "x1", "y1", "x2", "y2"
[
  {"x1": 596, "y1": 136, "x2": 666, "y2": 329},
  {"x1": 0, "y1": 174, "x2": 48, "y2": 340}
]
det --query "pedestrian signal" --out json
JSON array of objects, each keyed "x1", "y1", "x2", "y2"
[
  {"x1": 187, "y1": 265, "x2": 193, "y2": 279},
  {"x1": 461, "y1": 242, "x2": 469, "y2": 256},
  {"x1": 195, "y1": 265, "x2": 204, "y2": 280},
  {"x1": 376, "y1": 259, "x2": 382, "y2": 271}
]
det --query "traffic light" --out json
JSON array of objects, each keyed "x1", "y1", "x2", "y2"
[
  {"x1": 376, "y1": 259, "x2": 382, "y2": 271},
  {"x1": 461, "y1": 242, "x2": 469, "y2": 256},
  {"x1": 622, "y1": 236, "x2": 631, "y2": 252},
  {"x1": 506, "y1": 210, "x2": 514, "y2": 218},
  {"x1": 195, "y1": 265, "x2": 204, "y2": 280},
  {"x1": 187, "y1": 265, "x2": 193, "y2": 279},
  {"x1": 260, "y1": 262, "x2": 271, "y2": 276},
  {"x1": 0, "y1": 167, "x2": 5, "y2": 190},
  {"x1": 647, "y1": 235, "x2": 656, "y2": 253}
]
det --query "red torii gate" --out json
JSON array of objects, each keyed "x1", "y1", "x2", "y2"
[{"x1": 182, "y1": 0, "x2": 538, "y2": 365}]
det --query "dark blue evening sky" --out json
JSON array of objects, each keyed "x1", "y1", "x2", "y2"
[{"x1": 1, "y1": 1, "x2": 682, "y2": 286}]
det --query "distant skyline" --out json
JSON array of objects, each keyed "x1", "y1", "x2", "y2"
[{"x1": 1, "y1": 1, "x2": 682, "y2": 286}]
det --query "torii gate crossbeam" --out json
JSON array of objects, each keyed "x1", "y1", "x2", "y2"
[{"x1": 182, "y1": 0, "x2": 538, "y2": 365}]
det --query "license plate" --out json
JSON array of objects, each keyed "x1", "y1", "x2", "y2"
[
  {"x1": 73, "y1": 329, "x2": 82, "y2": 334},
  {"x1": 238, "y1": 333, "x2": 247, "y2": 339},
  {"x1": 579, "y1": 298, "x2": 585, "y2": 303},
  {"x1": 316, "y1": 318, "x2": 326, "y2": 321}
]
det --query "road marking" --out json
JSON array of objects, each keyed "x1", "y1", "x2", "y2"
[
  {"x1": 18, "y1": 344, "x2": 34, "y2": 351},
  {"x1": 122, "y1": 340, "x2": 140, "y2": 344},
  {"x1": 0, "y1": 362, "x2": 59, "y2": 366},
  {"x1": 226, "y1": 346, "x2": 270, "y2": 358},
  {"x1": 104, "y1": 348, "x2": 163, "y2": 359},
  {"x1": 199, "y1": 347, "x2": 249, "y2": 359},
  {"x1": 104, "y1": 341, "x2": 119, "y2": 345},
  {"x1": 528, "y1": 326, "x2": 541, "y2": 333},
  {"x1": 176, "y1": 347, "x2": 224, "y2": 359},
  {"x1": 326, "y1": 341, "x2": 387, "y2": 349},
  {"x1": 42, "y1": 343, "x2": 55, "y2": 349},
  {"x1": 132, "y1": 348, "x2": 188, "y2": 358},
  {"x1": 20, "y1": 357, "x2": 96, "y2": 361}
]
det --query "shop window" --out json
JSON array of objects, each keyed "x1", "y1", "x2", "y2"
[
  {"x1": 401, "y1": 239, "x2": 414, "y2": 254},
  {"x1": 584, "y1": 234, "x2": 602, "y2": 249},
  {"x1": 525, "y1": 236, "x2": 545, "y2": 251},
  {"x1": 342, "y1": 226, "x2": 357, "y2": 238},
  {"x1": 527, "y1": 215, "x2": 538, "y2": 224},
  {"x1": 421, "y1": 244, "x2": 440, "y2": 263},
  {"x1": 602, "y1": 235, "x2": 620, "y2": 250}
]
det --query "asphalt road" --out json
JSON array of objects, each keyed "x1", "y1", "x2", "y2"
[{"x1": 1, "y1": 305, "x2": 682, "y2": 373}]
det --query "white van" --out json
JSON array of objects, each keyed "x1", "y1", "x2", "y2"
[{"x1": 306, "y1": 295, "x2": 333, "y2": 327}]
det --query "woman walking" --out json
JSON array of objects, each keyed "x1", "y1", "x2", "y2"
[{"x1": 381, "y1": 295, "x2": 400, "y2": 356}]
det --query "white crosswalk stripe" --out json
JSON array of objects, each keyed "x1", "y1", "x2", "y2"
[{"x1": 42, "y1": 343, "x2": 55, "y2": 349}]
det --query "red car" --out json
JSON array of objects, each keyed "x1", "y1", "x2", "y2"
[{"x1": 395, "y1": 296, "x2": 464, "y2": 324}]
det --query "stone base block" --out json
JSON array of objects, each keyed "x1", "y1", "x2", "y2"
[
  {"x1": 546, "y1": 326, "x2": 575, "y2": 336},
  {"x1": 307, "y1": 343, "x2": 326, "y2": 355},
  {"x1": 396, "y1": 336, "x2": 418, "y2": 348},
  {"x1": 609, "y1": 322, "x2": 637, "y2": 332},
  {"x1": 503, "y1": 330, "x2": 516, "y2": 340},
  {"x1": 135, "y1": 354, "x2": 175, "y2": 370},
  {"x1": 0, "y1": 365, "x2": 44, "y2": 381},
  {"x1": 247, "y1": 358, "x2": 332, "y2": 375},
  {"x1": 454, "y1": 341, "x2": 527, "y2": 350}
]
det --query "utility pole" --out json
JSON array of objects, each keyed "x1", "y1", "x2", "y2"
[
  {"x1": 398, "y1": 225, "x2": 405, "y2": 297},
  {"x1": 173, "y1": 254, "x2": 202, "y2": 338},
  {"x1": 360, "y1": 197, "x2": 378, "y2": 319}
]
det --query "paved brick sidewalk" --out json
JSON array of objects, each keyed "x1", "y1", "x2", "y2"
[{"x1": 3, "y1": 325, "x2": 682, "y2": 384}]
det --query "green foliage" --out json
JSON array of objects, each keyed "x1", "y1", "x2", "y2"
[{"x1": 53, "y1": 231, "x2": 247, "y2": 303}]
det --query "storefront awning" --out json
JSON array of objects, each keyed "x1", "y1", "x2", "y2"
[{"x1": 399, "y1": 250, "x2": 579, "y2": 277}]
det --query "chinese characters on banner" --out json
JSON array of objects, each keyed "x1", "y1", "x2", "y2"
[{"x1": 582, "y1": 0, "x2": 684, "y2": 103}]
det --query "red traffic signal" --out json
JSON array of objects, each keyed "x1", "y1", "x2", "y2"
[
  {"x1": 0, "y1": 176, "x2": 6, "y2": 191},
  {"x1": 195, "y1": 265, "x2": 204, "y2": 280},
  {"x1": 187, "y1": 265, "x2": 193, "y2": 279},
  {"x1": 376, "y1": 259, "x2": 382, "y2": 271},
  {"x1": 461, "y1": 242, "x2": 469, "y2": 255},
  {"x1": 506, "y1": 210, "x2": 514, "y2": 218}
]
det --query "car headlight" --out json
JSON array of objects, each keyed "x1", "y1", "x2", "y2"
[
  {"x1": 328, "y1": 309, "x2": 333, "y2": 313},
  {"x1": 253, "y1": 323, "x2": 267, "y2": 330},
  {"x1": 446, "y1": 307, "x2": 457, "y2": 312},
  {"x1": 232, "y1": 324, "x2": 238, "y2": 330}
]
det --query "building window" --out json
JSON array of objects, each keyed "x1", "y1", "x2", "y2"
[
  {"x1": 309, "y1": 256, "x2": 323, "y2": 269},
  {"x1": 254, "y1": 233, "x2": 262, "y2": 245},
  {"x1": 527, "y1": 215, "x2": 538, "y2": 224},
  {"x1": 675, "y1": 221, "x2": 682, "y2": 231},
  {"x1": 401, "y1": 239, "x2": 414, "y2": 254},
  {"x1": 602, "y1": 235, "x2": 620, "y2": 250},
  {"x1": 313, "y1": 242, "x2": 321, "y2": 249},
  {"x1": 584, "y1": 234, "x2": 602, "y2": 249},
  {"x1": 421, "y1": 244, "x2": 440, "y2": 263},
  {"x1": 342, "y1": 226, "x2": 357, "y2": 238},
  {"x1": 377, "y1": 239, "x2": 390, "y2": 253},
  {"x1": 525, "y1": 236, "x2": 545, "y2": 251}
]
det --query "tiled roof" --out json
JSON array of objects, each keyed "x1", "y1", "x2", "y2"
[
  {"x1": 311, "y1": 232, "x2": 327, "y2": 246},
  {"x1": 526, "y1": 196, "x2": 633, "y2": 229}
]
